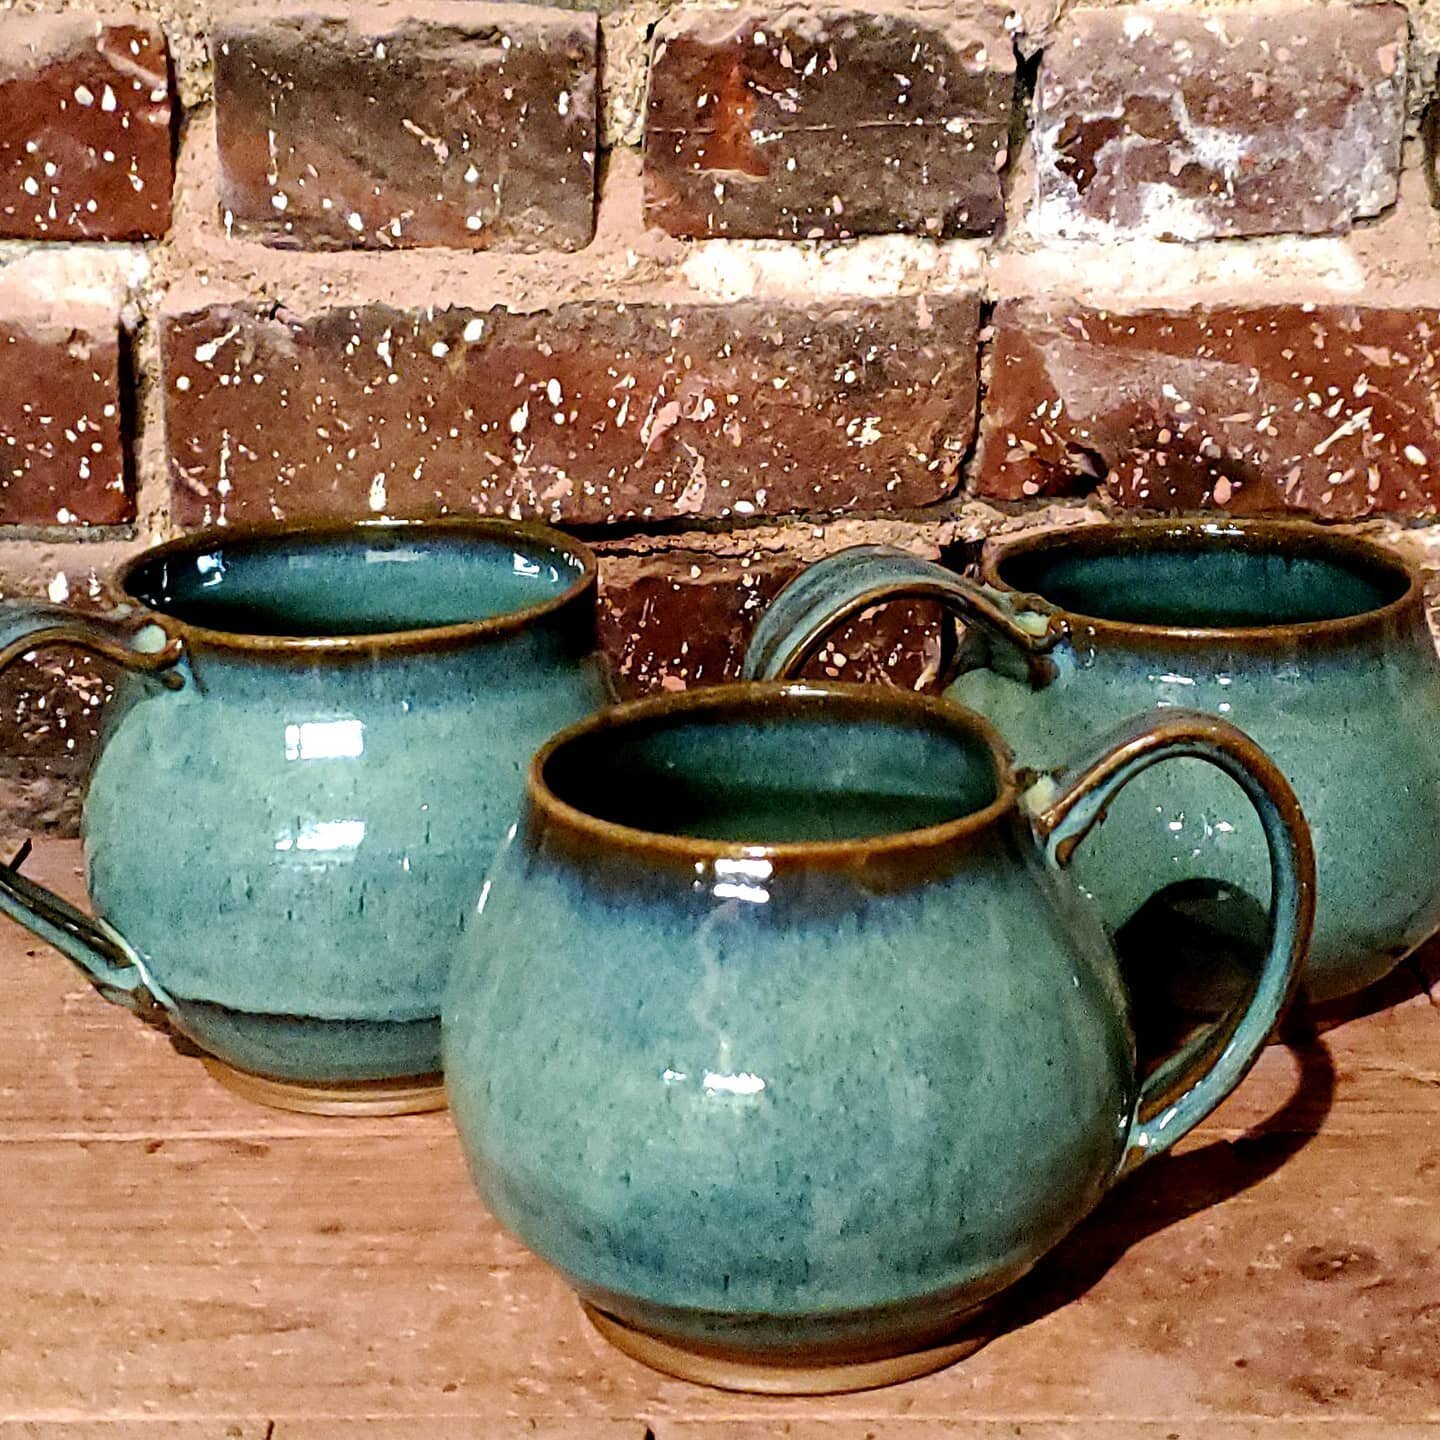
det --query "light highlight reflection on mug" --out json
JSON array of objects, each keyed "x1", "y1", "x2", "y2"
[
  {"x1": 659, "y1": 1065, "x2": 769, "y2": 1102},
  {"x1": 273, "y1": 819, "x2": 367, "y2": 854},
  {"x1": 709, "y1": 856, "x2": 772, "y2": 905},
  {"x1": 284, "y1": 717, "x2": 366, "y2": 762}
]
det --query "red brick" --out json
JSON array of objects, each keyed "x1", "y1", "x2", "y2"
[
  {"x1": 599, "y1": 550, "x2": 945, "y2": 695},
  {"x1": 0, "y1": 648, "x2": 110, "y2": 763},
  {"x1": 645, "y1": 6, "x2": 1013, "y2": 240},
  {"x1": 0, "y1": 563, "x2": 118, "y2": 835},
  {"x1": 213, "y1": 5, "x2": 597, "y2": 251},
  {"x1": 0, "y1": 15, "x2": 173, "y2": 241},
  {"x1": 975, "y1": 299, "x2": 1440, "y2": 518},
  {"x1": 0, "y1": 309, "x2": 130, "y2": 525},
  {"x1": 161, "y1": 296, "x2": 978, "y2": 526},
  {"x1": 0, "y1": 618, "x2": 113, "y2": 838},
  {"x1": 1033, "y1": 3, "x2": 1406, "y2": 240}
]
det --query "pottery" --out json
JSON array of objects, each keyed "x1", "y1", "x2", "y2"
[
  {"x1": 746, "y1": 521, "x2": 1440, "y2": 1006},
  {"x1": 443, "y1": 682, "x2": 1313, "y2": 1393},
  {"x1": 0, "y1": 520, "x2": 611, "y2": 1113}
]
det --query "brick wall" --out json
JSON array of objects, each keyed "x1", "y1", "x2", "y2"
[{"x1": 1, "y1": 0, "x2": 1439, "y2": 835}]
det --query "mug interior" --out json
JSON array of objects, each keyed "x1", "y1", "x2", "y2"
[
  {"x1": 541, "y1": 692, "x2": 1003, "y2": 845},
  {"x1": 124, "y1": 526, "x2": 588, "y2": 637},
  {"x1": 996, "y1": 529, "x2": 1408, "y2": 629}
]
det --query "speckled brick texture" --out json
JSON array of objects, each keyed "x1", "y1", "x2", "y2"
[
  {"x1": 0, "y1": 14, "x2": 173, "y2": 241},
  {"x1": 0, "y1": 565, "x2": 116, "y2": 838},
  {"x1": 600, "y1": 550, "x2": 944, "y2": 694},
  {"x1": 9, "y1": 0, "x2": 1440, "y2": 838},
  {"x1": 645, "y1": 4, "x2": 1014, "y2": 239},
  {"x1": 0, "y1": 308, "x2": 129, "y2": 525},
  {"x1": 976, "y1": 299, "x2": 1440, "y2": 518},
  {"x1": 213, "y1": 4, "x2": 598, "y2": 251},
  {"x1": 0, "y1": 650, "x2": 110, "y2": 764},
  {"x1": 1033, "y1": 2, "x2": 1407, "y2": 240},
  {"x1": 161, "y1": 295, "x2": 980, "y2": 527}
]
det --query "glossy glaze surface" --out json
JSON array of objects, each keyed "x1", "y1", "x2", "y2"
[
  {"x1": 0, "y1": 522, "x2": 611, "y2": 1084},
  {"x1": 747, "y1": 523, "x2": 1440, "y2": 1003},
  {"x1": 967, "y1": 524, "x2": 1440, "y2": 1003},
  {"x1": 444, "y1": 684, "x2": 1309, "y2": 1370}
]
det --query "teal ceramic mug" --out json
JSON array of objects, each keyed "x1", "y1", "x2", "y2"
[
  {"x1": 746, "y1": 521, "x2": 1440, "y2": 1007},
  {"x1": 0, "y1": 520, "x2": 612, "y2": 1113},
  {"x1": 444, "y1": 682, "x2": 1314, "y2": 1393}
]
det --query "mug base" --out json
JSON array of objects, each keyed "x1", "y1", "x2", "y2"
[
  {"x1": 582, "y1": 1303, "x2": 991, "y2": 1394},
  {"x1": 201, "y1": 1057, "x2": 446, "y2": 1116}
]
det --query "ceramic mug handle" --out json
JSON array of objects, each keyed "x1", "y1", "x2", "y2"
[
  {"x1": 0, "y1": 602, "x2": 185, "y2": 687},
  {"x1": 0, "y1": 602, "x2": 185, "y2": 1020},
  {"x1": 743, "y1": 544, "x2": 1063, "y2": 688},
  {"x1": 1023, "y1": 710, "x2": 1316, "y2": 1179}
]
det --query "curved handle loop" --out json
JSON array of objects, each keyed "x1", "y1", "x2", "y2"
[
  {"x1": 0, "y1": 602, "x2": 185, "y2": 690},
  {"x1": 743, "y1": 545, "x2": 1063, "y2": 690},
  {"x1": 1023, "y1": 710, "x2": 1315, "y2": 1179},
  {"x1": 0, "y1": 601, "x2": 184, "y2": 1019}
]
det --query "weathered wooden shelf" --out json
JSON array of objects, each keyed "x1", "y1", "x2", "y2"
[{"x1": 3, "y1": 839, "x2": 1437, "y2": 1438}]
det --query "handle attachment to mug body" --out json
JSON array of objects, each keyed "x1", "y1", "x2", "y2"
[
  {"x1": 742, "y1": 546, "x2": 1064, "y2": 689},
  {"x1": 0, "y1": 602, "x2": 185, "y2": 689},
  {"x1": 1022, "y1": 710, "x2": 1315, "y2": 1178},
  {"x1": 0, "y1": 601, "x2": 184, "y2": 1016},
  {"x1": 0, "y1": 840, "x2": 173, "y2": 1021}
]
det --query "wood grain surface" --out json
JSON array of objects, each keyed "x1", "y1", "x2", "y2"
[{"x1": 2, "y1": 841, "x2": 1437, "y2": 1438}]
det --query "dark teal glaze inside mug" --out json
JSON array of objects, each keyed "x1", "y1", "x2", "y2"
[
  {"x1": 0, "y1": 520, "x2": 613, "y2": 1113},
  {"x1": 125, "y1": 525, "x2": 584, "y2": 636},
  {"x1": 745, "y1": 521, "x2": 1440, "y2": 1008},
  {"x1": 444, "y1": 682, "x2": 1313, "y2": 1393},
  {"x1": 998, "y1": 539, "x2": 1400, "y2": 629}
]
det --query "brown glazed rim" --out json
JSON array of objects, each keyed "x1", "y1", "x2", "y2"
[
  {"x1": 527, "y1": 680, "x2": 1021, "y2": 872},
  {"x1": 983, "y1": 518, "x2": 1421, "y2": 647},
  {"x1": 113, "y1": 517, "x2": 598, "y2": 656}
]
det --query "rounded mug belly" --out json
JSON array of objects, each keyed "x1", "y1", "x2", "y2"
[
  {"x1": 83, "y1": 686, "x2": 547, "y2": 1083},
  {"x1": 952, "y1": 661, "x2": 1440, "y2": 1003},
  {"x1": 446, "y1": 846, "x2": 1133, "y2": 1363}
]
